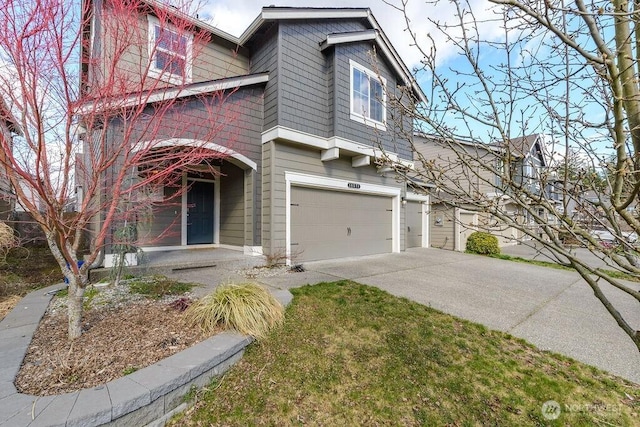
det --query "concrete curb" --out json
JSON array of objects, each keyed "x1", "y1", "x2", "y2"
[{"x1": 0, "y1": 285, "x2": 293, "y2": 427}]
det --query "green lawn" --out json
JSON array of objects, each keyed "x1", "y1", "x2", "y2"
[{"x1": 171, "y1": 281, "x2": 639, "y2": 426}]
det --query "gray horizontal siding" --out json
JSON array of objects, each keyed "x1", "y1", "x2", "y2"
[
  {"x1": 248, "y1": 24, "x2": 279, "y2": 131},
  {"x1": 138, "y1": 186, "x2": 181, "y2": 247},
  {"x1": 413, "y1": 136, "x2": 497, "y2": 196},
  {"x1": 429, "y1": 204, "x2": 455, "y2": 251},
  {"x1": 219, "y1": 163, "x2": 244, "y2": 246},
  {"x1": 91, "y1": 5, "x2": 249, "y2": 95}
]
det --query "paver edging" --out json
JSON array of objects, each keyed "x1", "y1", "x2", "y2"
[{"x1": 0, "y1": 285, "x2": 293, "y2": 427}]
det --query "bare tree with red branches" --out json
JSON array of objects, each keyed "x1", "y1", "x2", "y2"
[{"x1": 0, "y1": 0, "x2": 244, "y2": 339}]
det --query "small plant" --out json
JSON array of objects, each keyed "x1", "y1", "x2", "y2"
[
  {"x1": 169, "y1": 297, "x2": 192, "y2": 312},
  {"x1": 185, "y1": 282, "x2": 284, "y2": 339},
  {"x1": 264, "y1": 248, "x2": 289, "y2": 268},
  {"x1": 263, "y1": 247, "x2": 303, "y2": 268},
  {"x1": 466, "y1": 231, "x2": 500, "y2": 255},
  {"x1": 122, "y1": 366, "x2": 138, "y2": 375},
  {"x1": 83, "y1": 286, "x2": 100, "y2": 310},
  {"x1": 129, "y1": 276, "x2": 194, "y2": 299}
]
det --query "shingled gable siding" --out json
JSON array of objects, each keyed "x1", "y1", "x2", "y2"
[
  {"x1": 248, "y1": 23, "x2": 279, "y2": 131},
  {"x1": 333, "y1": 44, "x2": 412, "y2": 159},
  {"x1": 257, "y1": 20, "x2": 412, "y2": 157},
  {"x1": 278, "y1": 21, "x2": 360, "y2": 138},
  {"x1": 264, "y1": 141, "x2": 406, "y2": 255}
]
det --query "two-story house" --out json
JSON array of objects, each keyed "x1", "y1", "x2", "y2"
[
  {"x1": 413, "y1": 133, "x2": 552, "y2": 251},
  {"x1": 80, "y1": 1, "x2": 428, "y2": 264},
  {"x1": 0, "y1": 98, "x2": 20, "y2": 220}
]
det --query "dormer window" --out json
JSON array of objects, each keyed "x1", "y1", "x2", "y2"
[
  {"x1": 148, "y1": 16, "x2": 192, "y2": 84},
  {"x1": 350, "y1": 60, "x2": 386, "y2": 130}
]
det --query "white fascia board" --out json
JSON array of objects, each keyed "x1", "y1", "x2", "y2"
[
  {"x1": 320, "y1": 30, "x2": 377, "y2": 51},
  {"x1": 240, "y1": 8, "x2": 370, "y2": 44},
  {"x1": 78, "y1": 73, "x2": 269, "y2": 115},
  {"x1": 331, "y1": 137, "x2": 375, "y2": 157},
  {"x1": 371, "y1": 148, "x2": 414, "y2": 169},
  {"x1": 373, "y1": 37, "x2": 427, "y2": 105},
  {"x1": 237, "y1": 6, "x2": 427, "y2": 104},
  {"x1": 262, "y1": 126, "x2": 330, "y2": 150},
  {"x1": 263, "y1": 8, "x2": 370, "y2": 21},
  {"x1": 405, "y1": 192, "x2": 430, "y2": 202}
]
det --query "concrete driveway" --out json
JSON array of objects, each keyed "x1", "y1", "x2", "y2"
[{"x1": 256, "y1": 248, "x2": 640, "y2": 384}]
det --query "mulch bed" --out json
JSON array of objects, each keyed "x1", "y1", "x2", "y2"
[{"x1": 15, "y1": 299, "x2": 218, "y2": 396}]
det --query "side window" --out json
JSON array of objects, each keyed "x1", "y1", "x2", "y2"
[
  {"x1": 148, "y1": 16, "x2": 192, "y2": 84},
  {"x1": 350, "y1": 60, "x2": 386, "y2": 130}
]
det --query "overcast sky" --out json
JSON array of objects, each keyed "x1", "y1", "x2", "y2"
[{"x1": 199, "y1": 0, "x2": 496, "y2": 69}]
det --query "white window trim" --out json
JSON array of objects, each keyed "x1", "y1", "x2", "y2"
[
  {"x1": 349, "y1": 59, "x2": 387, "y2": 131},
  {"x1": 147, "y1": 15, "x2": 193, "y2": 85}
]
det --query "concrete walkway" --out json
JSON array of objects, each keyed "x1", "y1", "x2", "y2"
[{"x1": 251, "y1": 248, "x2": 640, "y2": 384}]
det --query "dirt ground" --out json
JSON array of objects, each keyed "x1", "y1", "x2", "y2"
[{"x1": 0, "y1": 294, "x2": 22, "y2": 319}]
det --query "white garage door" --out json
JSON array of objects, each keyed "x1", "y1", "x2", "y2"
[
  {"x1": 406, "y1": 201, "x2": 425, "y2": 248},
  {"x1": 290, "y1": 187, "x2": 393, "y2": 261},
  {"x1": 458, "y1": 211, "x2": 477, "y2": 251}
]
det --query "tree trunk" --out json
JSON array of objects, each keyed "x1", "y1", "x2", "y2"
[{"x1": 67, "y1": 276, "x2": 86, "y2": 340}]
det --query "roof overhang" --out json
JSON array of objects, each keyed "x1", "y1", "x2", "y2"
[{"x1": 320, "y1": 30, "x2": 378, "y2": 49}]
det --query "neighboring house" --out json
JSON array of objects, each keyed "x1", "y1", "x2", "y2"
[
  {"x1": 0, "y1": 98, "x2": 20, "y2": 220},
  {"x1": 80, "y1": 2, "x2": 428, "y2": 264},
  {"x1": 413, "y1": 133, "x2": 553, "y2": 251}
]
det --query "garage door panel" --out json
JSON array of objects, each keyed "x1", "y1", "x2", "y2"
[
  {"x1": 291, "y1": 186, "x2": 393, "y2": 262},
  {"x1": 406, "y1": 201, "x2": 423, "y2": 248}
]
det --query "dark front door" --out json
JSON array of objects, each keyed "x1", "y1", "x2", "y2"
[{"x1": 187, "y1": 180, "x2": 214, "y2": 245}]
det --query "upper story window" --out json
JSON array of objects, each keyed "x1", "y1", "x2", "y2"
[
  {"x1": 148, "y1": 16, "x2": 192, "y2": 84},
  {"x1": 350, "y1": 60, "x2": 386, "y2": 130}
]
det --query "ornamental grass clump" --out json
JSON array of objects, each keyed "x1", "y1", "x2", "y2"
[
  {"x1": 0, "y1": 222, "x2": 17, "y2": 262},
  {"x1": 185, "y1": 283, "x2": 284, "y2": 340},
  {"x1": 465, "y1": 231, "x2": 500, "y2": 255}
]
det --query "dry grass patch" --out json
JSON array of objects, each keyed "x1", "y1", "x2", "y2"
[{"x1": 0, "y1": 294, "x2": 22, "y2": 320}]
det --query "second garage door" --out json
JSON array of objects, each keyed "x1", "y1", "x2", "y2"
[
  {"x1": 290, "y1": 186, "x2": 393, "y2": 261},
  {"x1": 406, "y1": 201, "x2": 425, "y2": 248}
]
